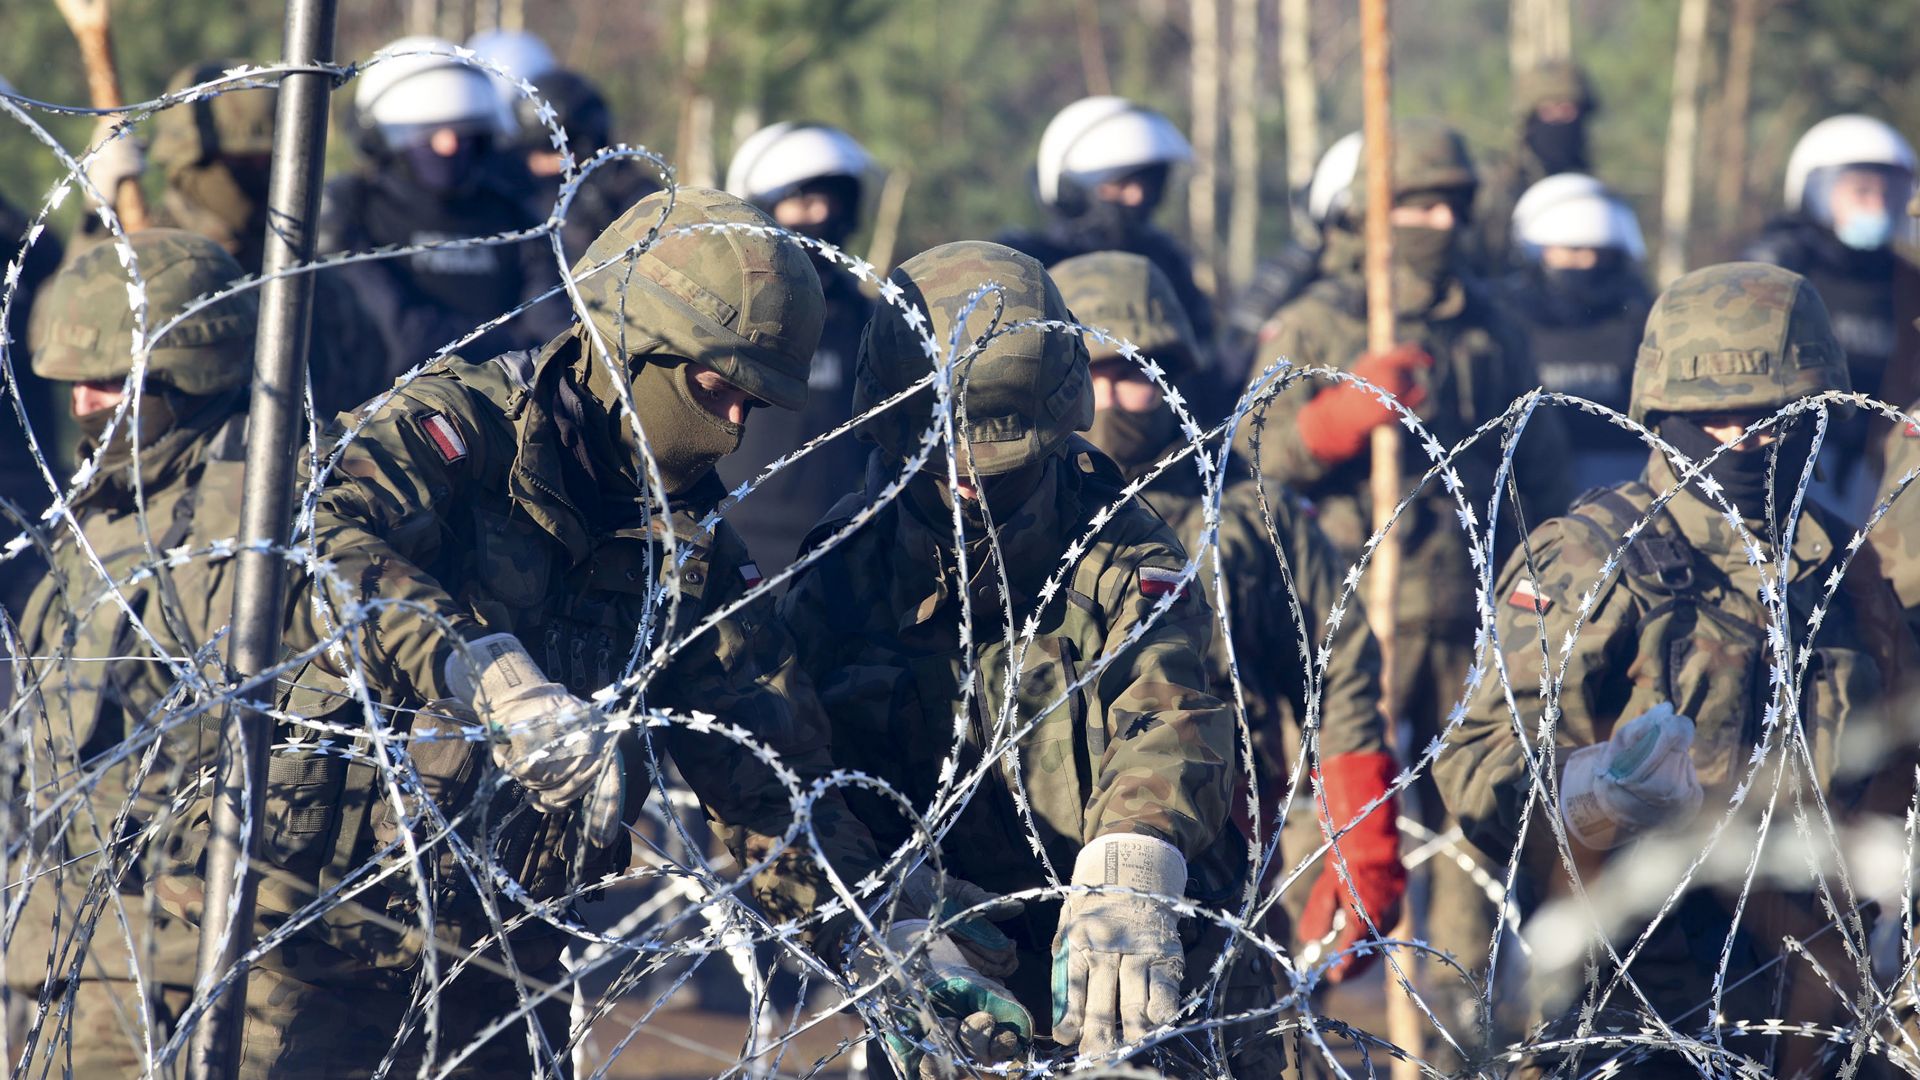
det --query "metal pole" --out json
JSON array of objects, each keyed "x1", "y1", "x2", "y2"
[{"x1": 189, "y1": 0, "x2": 338, "y2": 1073}]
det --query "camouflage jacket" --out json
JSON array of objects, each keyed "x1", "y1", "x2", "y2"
[
  {"x1": 1239, "y1": 236, "x2": 1572, "y2": 625},
  {"x1": 261, "y1": 330, "x2": 880, "y2": 965},
  {"x1": 1440, "y1": 451, "x2": 1917, "y2": 870},
  {"x1": 1135, "y1": 448, "x2": 1385, "y2": 780},
  {"x1": 9, "y1": 406, "x2": 248, "y2": 989},
  {"x1": 776, "y1": 441, "x2": 1239, "y2": 910},
  {"x1": 1874, "y1": 407, "x2": 1920, "y2": 635}
]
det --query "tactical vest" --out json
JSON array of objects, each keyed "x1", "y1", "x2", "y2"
[{"x1": 1562, "y1": 482, "x2": 1882, "y2": 798}]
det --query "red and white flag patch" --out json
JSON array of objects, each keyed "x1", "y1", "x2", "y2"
[
  {"x1": 739, "y1": 562, "x2": 764, "y2": 588},
  {"x1": 1140, "y1": 566, "x2": 1187, "y2": 600},
  {"x1": 419, "y1": 412, "x2": 468, "y2": 464},
  {"x1": 1507, "y1": 578, "x2": 1551, "y2": 614},
  {"x1": 1904, "y1": 419, "x2": 1920, "y2": 438}
]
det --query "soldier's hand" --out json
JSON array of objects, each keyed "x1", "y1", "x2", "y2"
[
  {"x1": 446, "y1": 632, "x2": 626, "y2": 847},
  {"x1": 847, "y1": 915, "x2": 1032, "y2": 1078},
  {"x1": 1051, "y1": 832, "x2": 1187, "y2": 1057},
  {"x1": 1560, "y1": 702, "x2": 1703, "y2": 850},
  {"x1": 1298, "y1": 751, "x2": 1407, "y2": 984},
  {"x1": 84, "y1": 118, "x2": 144, "y2": 205},
  {"x1": 1295, "y1": 344, "x2": 1434, "y2": 466},
  {"x1": 893, "y1": 864, "x2": 1026, "y2": 978}
]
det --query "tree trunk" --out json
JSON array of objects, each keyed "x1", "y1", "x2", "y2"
[
  {"x1": 1076, "y1": 0, "x2": 1113, "y2": 96},
  {"x1": 676, "y1": 0, "x2": 716, "y2": 188},
  {"x1": 1226, "y1": 0, "x2": 1260, "y2": 290},
  {"x1": 1278, "y1": 0, "x2": 1317, "y2": 193},
  {"x1": 408, "y1": 0, "x2": 437, "y2": 38},
  {"x1": 1715, "y1": 0, "x2": 1762, "y2": 245},
  {"x1": 1188, "y1": 0, "x2": 1222, "y2": 296},
  {"x1": 1510, "y1": 0, "x2": 1571, "y2": 76},
  {"x1": 1658, "y1": 0, "x2": 1712, "y2": 285}
]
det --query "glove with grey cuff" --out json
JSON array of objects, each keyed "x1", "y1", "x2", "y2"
[
  {"x1": 1052, "y1": 832, "x2": 1188, "y2": 1057},
  {"x1": 445, "y1": 632, "x2": 626, "y2": 848},
  {"x1": 85, "y1": 118, "x2": 144, "y2": 206},
  {"x1": 1559, "y1": 702, "x2": 1704, "y2": 850}
]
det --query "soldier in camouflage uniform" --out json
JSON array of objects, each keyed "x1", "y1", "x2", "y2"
[
  {"x1": 1051, "y1": 251, "x2": 1404, "y2": 985},
  {"x1": 1241, "y1": 119, "x2": 1570, "y2": 1063},
  {"x1": 777, "y1": 241, "x2": 1285, "y2": 1075},
  {"x1": 4, "y1": 229, "x2": 257, "y2": 1077},
  {"x1": 145, "y1": 189, "x2": 899, "y2": 1077},
  {"x1": 1438, "y1": 262, "x2": 1918, "y2": 1076}
]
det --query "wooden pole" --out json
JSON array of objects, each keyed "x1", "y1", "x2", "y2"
[
  {"x1": 1278, "y1": 0, "x2": 1318, "y2": 193},
  {"x1": 1715, "y1": 0, "x2": 1761, "y2": 244},
  {"x1": 1359, "y1": 0, "x2": 1426, "y2": 1074},
  {"x1": 1075, "y1": 0, "x2": 1113, "y2": 97},
  {"x1": 1226, "y1": 0, "x2": 1260, "y2": 290},
  {"x1": 1658, "y1": 0, "x2": 1711, "y2": 285},
  {"x1": 1188, "y1": 0, "x2": 1221, "y2": 296},
  {"x1": 52, "y1": 0, "x2": 151, "y2": 231},
  {"x1": 675, "y1": 0, "x2": 716, "y2": 188}
]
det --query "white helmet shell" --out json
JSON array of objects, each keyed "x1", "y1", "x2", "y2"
[
  {"x1": 355, "y1": 36, "x2": 501, "y2": 137},
  {"x1": 1306, "y1": 131, "x2": 1364, "y2": 226},
  {"x1": 1512, "y1": 173, "x2": 1645, "y2": 260},
  {"x1": 466, "y1": 28, "x2": 558, "y2": 118},
  {"x1": 725, "y1": 122, "x2": 875, "y2": 206},
  {"x1": 1784, "y1": 114, "x2": 1916, "y2": 210},
  {"x1": 1036, "y1": 96, "x2": 1192, "y2": 207}
]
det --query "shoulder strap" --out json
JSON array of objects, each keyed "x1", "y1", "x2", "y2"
[{"x1": 1566, "y1": 481, "x2": 1697, "y2": 597}]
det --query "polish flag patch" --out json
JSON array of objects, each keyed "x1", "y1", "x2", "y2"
[
  {"x1": 419, "y1": 412, "x2": 467, "y2": 464},
  {"x1": 739, "y1": 562, "x2": 764, "y2": 588},
  {"x1": 1507, "y1": 578, "x2": 1551, "y2": 613},
  {"x1": 1140, "y1": 566, "x2": 1187, "y2": 600},
  {"x1": 1904, "y1": 420, "x2": 1920, "y2": 438}
]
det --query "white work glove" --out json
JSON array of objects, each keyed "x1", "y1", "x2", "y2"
[
  {"x1": 84, "y1": 118, "x2": 144, "y2": 205},
  {"x1": 445, "y1": 632, "x2": 625, "y2": 847},
  {"x1": 1051, "y1": 832, "x2": 1187, "y2": 1057},
  {"x1": 1560, "y1": 702, "x2": 1704, "y2": 850},
  {"x1": 850, "y1": 869, "x2": 1033, "y2": 1078}
]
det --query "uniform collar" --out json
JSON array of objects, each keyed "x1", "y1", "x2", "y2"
[{"x1": 1642, "y1": 451, "x2": 1839, "y2": 580}]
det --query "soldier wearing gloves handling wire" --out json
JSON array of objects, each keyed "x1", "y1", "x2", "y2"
[
  {"x1": 776, "y1": 241, "x2": 1284, "y2": 1076},
  {"x1": 1439, "y1": 262, "x2": 1919, "y2": 1078}
]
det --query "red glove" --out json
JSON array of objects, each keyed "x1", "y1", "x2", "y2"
[
  {"x1": 1295, "y1": 344, "x2": 1433, "y2": 466},
  {"x1": 1298, "y1": 751, "x2": 1407, "y2": 984}
]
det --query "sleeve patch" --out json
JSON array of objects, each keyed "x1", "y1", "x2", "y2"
[
  {"x1": 1507, "y1": 578, "x2": 1552, "y2": 614},
  {"x1": 739, "y1": 561, "x2": 764, "y2": 588},
  {"x1": 419, "y1": 412, "x2": 469, "y2": 464},
  {"x1": 1140, "y1": 565, "x2": 1187, "y2": 600},
  {"x1": 1904, "y1": 420, "x2": 1920, "y2": 438}
]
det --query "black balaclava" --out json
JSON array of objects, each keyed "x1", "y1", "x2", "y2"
[
  {"x1": 1524, "y1": 111, "x2": 1590, "y2": 175},
  {"x1": 1529, "y1": 250, "x2": 1643, "y2": 325},
  {"x1": 1658, "y1": 413, "x2": 1819, "y2": 520},
  {"x1": 1088, "y1": 402, "x2": 1179, "y2": 480},
  {"x1": 1065, "y1": 164, "x2": 1171, "y2": 246},
  {"x1": 397, "y1": 131, "x2": 493, "y2": 199}
]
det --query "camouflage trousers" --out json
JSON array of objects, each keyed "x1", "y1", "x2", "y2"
[
  {"x1": 4, "y1": 978, "x2": 194, "y2": 1079},
  {"x1": 1390, "y1": 622, "x2": 1503, "y2": 1069}
]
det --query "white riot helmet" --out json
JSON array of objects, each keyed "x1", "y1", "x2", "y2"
[
  {"x1": 1035, "y1": 96, "x2": 1191, "y2": 214},
  {"x1": 1305, "y1": 131, "x2": 1364, "y2": 228},
  {"x1": 725, "y1": 123, "x2": 875, "y2": 209},
  {"x1": 1511, "y1": 172, "x2": 1646, "y2": 261},
  {"x1": 353, "y1": 36, "x2": 503, "y2": 154},
  {"x1": 467, "y1": 28, "x2": 558, "y2": 119},
  {"x1": 1785, "y1": 115, "x2": 1916, "y2": 211}
]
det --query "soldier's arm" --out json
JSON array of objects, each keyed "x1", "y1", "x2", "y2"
[
  {"x1": 1436, "y1": 517, "x2": 1636, "y2": 862},
  {"x1": 1267, "y1": 490, "x2": 1386, "y2": 757},
  {"x1": 658, "y1": 552, "x2": 883, "y2": 953},
  {"x1": 1229, "y1": 310, "x2": 1340, "y2": 491},
  {"x1": 297, "y1": 387, "x2": 494, "y2": 703},
  {"x1": 1082, "y1": 529, "x2": 1237, "y2": 857}
]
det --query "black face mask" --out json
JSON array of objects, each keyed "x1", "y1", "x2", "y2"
[
  {"x1": 1658, "y1": 414, "x2": 1819, "y2": 521},
  {"x1": 1532, "y1": 252, "x2": 1641, "y2": 324},
  {"x1": 400, "y1": 134, "x2": 490, "y2": 198},
  {"x1": 903, "y1": 458, "x2": 1052, "y2": 538},
  {"x1": 1524, "y1": 113, "x2": 1589, "y2": 175}
]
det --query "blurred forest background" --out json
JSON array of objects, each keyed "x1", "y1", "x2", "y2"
[{"x1": 2, "y1": 0, "x2": 1917, "y2": 294}]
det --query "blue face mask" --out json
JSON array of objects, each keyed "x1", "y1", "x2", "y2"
[{"x1": 1836, "y1": 210, "x2": 1893, "y2": 250}]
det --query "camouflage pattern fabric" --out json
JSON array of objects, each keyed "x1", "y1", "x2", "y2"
[
  {"x1": 1873, "y1": 400, "x2": 1920, "y2": 634},
  {"x1": 239, "y1": 330, "x2": 880, "y2": 979},
  {"x1": 1439, "y1": 452, "x2": 1917, "y2": 1074},
  {"x1": 777, "y1": 441, "x2": 1260, "y2": 1056},
  {"x1": 148, "y1": 60, "x2": 277, "y2": 174},
  {"x1": 1051, "y1": 250, "x2": 1199, "y2": 379},
  {"x1": 1343, "y1": 119, "x2": 1479, "y2": 217},
  {"x1": 1629, "y1": 261, "x2": 1851, "y2": 422},
  {"x1": 29, "y1": 228, "x2": 258, "y2": 393},
  {"x1": 574, "y1": 187, "x2": 824, "y2": 411},
  {"x1": 854, "y1": 240, "x2": 1093, "y2": 475}
]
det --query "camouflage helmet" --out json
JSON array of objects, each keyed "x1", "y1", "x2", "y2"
[
  {"x1": 1344, "y1": 118, "x2": 1478, "y2": 219},
  {"x1": 31, "y1": 228, "x2": 258, "y2": 394},
  {"x1": 1048, "y1": 251, "x2": 1201, "y2": 379},
  {"x1": 1513, "y1": 58, "x2": 1597, "y2": 119},
  {"x1": 854, "y1": 240, "x2": 1092, "y2": 475},
  {"x1": 573, "y1": 187, "x2": 824, "y2": 411},
  {"x1": 1629, "y1": 262, "x2": 1848, "y2": 423},
  {"x1": 149, "y1": 61, "x2": 278, "y2": 175}
]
